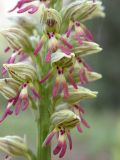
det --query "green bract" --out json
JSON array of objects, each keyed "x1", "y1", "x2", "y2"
[
  {"x1": 3, "y1": 63, "x2": 37, "y2": 83},
  {"x1": 51, "y1": 109, "x2": 80, "y2": 129},
  {"x1": 0, "y1": 78, "x2": 20, "y2": 99}
]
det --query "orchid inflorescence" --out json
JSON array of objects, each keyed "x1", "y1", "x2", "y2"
[{"x1": 0, "y1": 0, "x2": 105, "y2": 159}]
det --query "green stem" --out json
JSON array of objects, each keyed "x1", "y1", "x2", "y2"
[
  {"x1": 27, "y1": 150, "x2": 37, "y2": 160},
  {"x1": 36, "y1": 45, "x2": 52, "y2": 160},
  {"x1": 37, "y1": 99, "x2": 51, "y2": 160}
]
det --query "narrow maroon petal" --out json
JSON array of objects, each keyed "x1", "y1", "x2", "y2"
[
  {"x1": 22, "y1": 97, "x2": 29, "y2": 111},
  {"x1": 17, "y1": 5, "x2": 38, "y2": 14},
  {"x1": 59, "y1": 45, "x2": 71, "y2": 55},
  {"x1": 7, "y1": 53, "x2": 17, "y2": 64},
  {"x1": 63, "y1": 81, "x2": 69, "y2": 99},
  {"x1": 56, "y1": 132, "x2": 59, "y2": 139},
  {"x1": 45, "y1": 49, "x2": 52, "y2": 63},
  {"x1": 0, "y1": 102, "x2": 13, "y2": 123},
  {"x1": 12, "y1": 93, "x2": 20, "y2": 106},
  {"x1": 28, "y1": 6, "x2": 38, "y2": 14},
  {"x1": 66, "y1": 25, "x2": 73, "y2": 38},
  {"x1": 57, "y1": 81, "x2": 63, "y2": 93},
  {"x1": 9, "y1": 0, "x2": 33, "y2": 12},
  {"x1": 67, "y1": 132, "x2": 72, "y2": 150},
  {"x1": 43, "y1": 130, "x2": 56, "y2": 146},
  {"x1": 31, "y1": 87, "x2": 40, "y2": 98},
  {"x1": 39, "y1": 70, "x2": 52, "y2": 84},
  {"x1": 59, "y1": 141, "x2": 67, "y2": 158},
  {"x1": 1, "y1": 67, "x2": 7, "y2": 76},
  {"x1": 19, "y1": 53, "x2": 28, "y2": 62},
  {"x1": 81, "y1": 118, "x2": 90, "y2": 128},
  {"x1": 4, "y1": 47, "x2": 10, "y2": 53},
  {"x1": 77, "y1": 104, "x2": 85, "y2": 114},
  {"x1": 82, "y1": 61, "x2": 93, "y2": 72},
  {"x1": 79, "y1": 69, "x2": 86, "y2": 85},
  {"x1": 77, "y1": 124, "x2": 83, "y2": 133},
  {"x1": 53, "y1": 141, "x2": 63, "y2": 155},
  {"x1": 15, "y1": 99, "x2": 22, "y2": 115},
  {"x1": 0, "y1": 109, "x2": 13, "y2": 123},
  {"x1": 60, "y1": 37, "x2": 73, "y2": 49},
  {"x1": 82, "y1": 69, "x2": 89, "y2": 84},
  {"x1": 7, "y1": 57, "x2": 16, "y2": 64},
  {"x1": 75, "y1": 34, "x2": 83, "y2": 45},
  {"x1": 34, "y1": 39, "x2": 44, "y2": 56},
  {"x1": 52, "y1": 81, "x2": 59, "y2": 97},
  {"x1": 84, "y1": 28, "x2": 94, "y2": 41},
  {"x1": 1, "y1": 52, "x2": 17, "y2": 76},
  {"x1": 9, "y1": 4, "x2": 20, "y2": 12},
  {"x1": 68, "y1": 74, "x2": 78, "y2": 89}
]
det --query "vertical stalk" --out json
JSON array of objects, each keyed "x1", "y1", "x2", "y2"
[
  {"x1": 36, "y1": 46, "x2": 51, "y2": 160},
  {"x1": 37, "y1": 93, "x2": 51, "y2": 160}
]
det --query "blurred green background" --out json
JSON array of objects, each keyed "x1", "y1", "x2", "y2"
[{"x1": 0, "y1": 0, "x2": 120, "y2": 160}]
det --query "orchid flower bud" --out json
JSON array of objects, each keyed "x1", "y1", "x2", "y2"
[
  {"x1": 0, "y1": 136, "x2": 33, "y2": 159},
  {"x1": 51, "y1": 109, "x2": 80, "y2": 129},
  {"x1": 63, "y1": 0, "x2": 105, "y2": 22},
  {"x1": 43, "y1": 109, "x2": 80, "y2": 158},
  {"x1": 71, "y1": 40, "x2": 102, "y2": 57},
  {"x1": 0, "y1": 27, "x2": 32, "y2": 53},
  {"x1": 42, "y1": 8, "x2": 62, "y2": 33},
  {"x1": 54, "y1": 102, "x2": 90, "y2": 133},
  {"x1": 3, "y1": 62, "x2": 37, "y2": 83},
  {"x1": 0, "y1": 78, "x2": 20, "y2": 100},
  {"x1": 62, "y1": 85, "x2": 98, "y2": 104},
  {"x1": 51, "y1": 51, "x2": 75, "y2": 69}
]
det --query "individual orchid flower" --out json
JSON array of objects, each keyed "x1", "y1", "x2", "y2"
[
  {"x1": 0, "y1": 79, "x2": 31, "y2": 122},
  {"x1": 34, "y1": 32, "x2": 72, "y2": 62},
  {"x1": 55, "y1": 103, "x2": 90, "y2": 133},
  {"x1": 3, "y1": 62, "x2": 40, "y2": 98},
  {"x1": 71, "y1": 57, "x2": 102, "y2": 85},
  {"x1": 0, "y1": 78, "x2": 21, "y2": 122},
  {"x1": 40, "y1": 51, "x2": 76, "y2": 98},
  {"x1": 66, "y1": 21, "x2": 94, "y2": 44},
  {"x1": 0, "y1": 62, "x2": 40, "y2": 122},
  {"x1": 34, "y1": 8, "x2": 72, "y2": 61},
  {"x1": 43, "y1": 109, "x2": 80, "y2": 158},
  {"x1": 0, "y1": 27, "x2": 33, "y2": 76},
  {"x1": 68, "y1": 56, "x2": 102, "y2": 85},
  {"x1": 63, "y1": 0, "x2": 105, "y2": 44}
]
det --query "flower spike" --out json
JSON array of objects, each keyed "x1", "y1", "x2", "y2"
[{"x1": 0, "y1": 0, "x2": 105, "y2": 158}]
